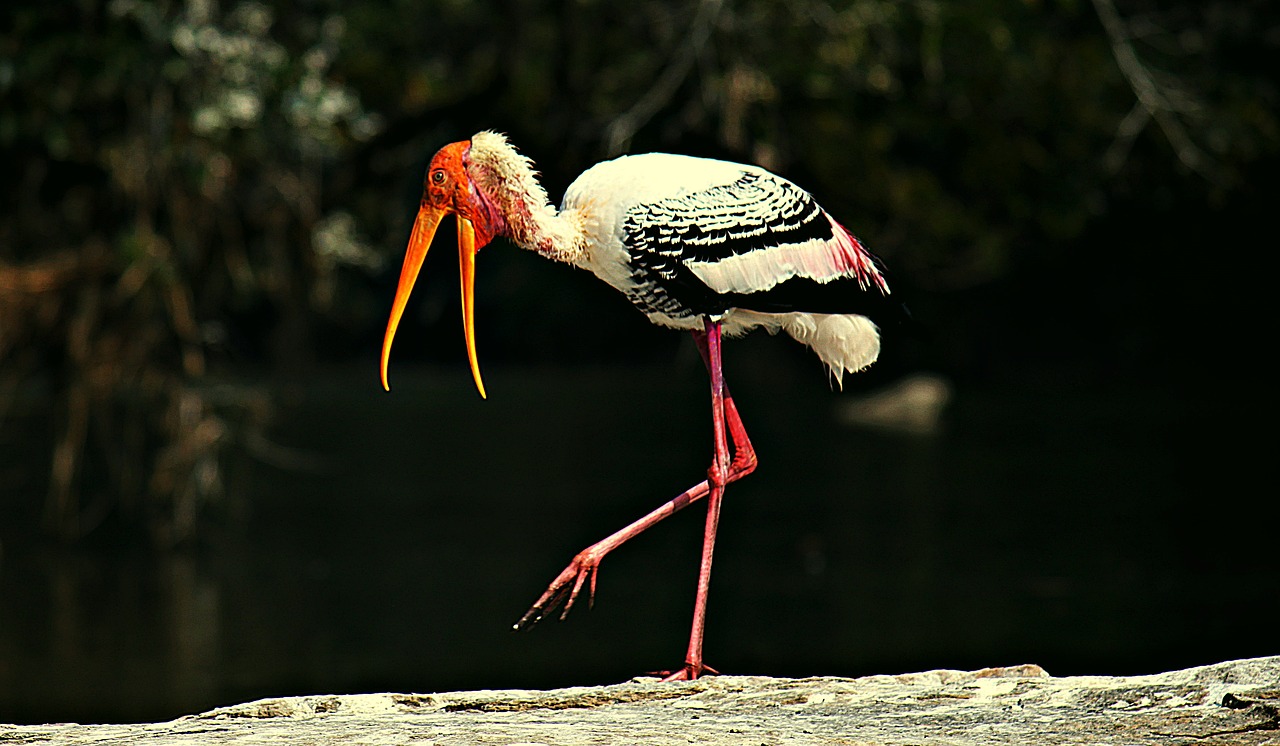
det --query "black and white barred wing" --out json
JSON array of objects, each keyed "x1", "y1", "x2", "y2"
[{"x1": 622, "y1": 170, "x2": 888, "y2": 312}]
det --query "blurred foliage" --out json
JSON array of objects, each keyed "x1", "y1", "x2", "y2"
[
  {"x1": 1, "y1": 0, "x2": 1277, "y2": 544},
  {"x1": 1, "y1": 0, "x2": 384, "y2": 542}
]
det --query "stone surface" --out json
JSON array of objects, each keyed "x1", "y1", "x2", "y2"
[{"x1": 3, "y1": 657, "x2": 1278, "y2": 745}]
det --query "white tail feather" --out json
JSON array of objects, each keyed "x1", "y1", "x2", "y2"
[
  {"x1": 784, "y1": 313, "x2": 880, "y2": 387},
  {"x1": 726, "y1": 311, "x2": 881, "y2": 388}
]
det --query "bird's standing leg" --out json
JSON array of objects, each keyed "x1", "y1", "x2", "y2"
[
  {"x1": 692, "y1": 326, "x2": 757, "y2": 478},
  {"x1": 513, "y1": 322, "x2": 756, "y2": 634},
  {"x1": 661, "y1": 318, "x2": 732, "y2": 682}
]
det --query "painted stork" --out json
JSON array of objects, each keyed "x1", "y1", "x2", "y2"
[{"x1": 380, "y1": 131, "x2": 901, "y2": 681}]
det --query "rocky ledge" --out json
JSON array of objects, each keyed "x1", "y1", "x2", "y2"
[{"x1": 3, "y1": 656, "x2": 1277, "y2": 745}]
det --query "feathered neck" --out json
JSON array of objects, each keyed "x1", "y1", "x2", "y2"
[{"x1": 464, "y1": 132, "x2": 585, "y2": 264}]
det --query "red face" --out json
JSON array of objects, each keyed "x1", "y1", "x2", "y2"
[
  {"x1": 422, "y1": 141, "x2": 504, "y2": 249},
  {"x1": 380, "y1": 139, "x2": 489, "y2": 398},
  {"x1": 422, "y1": 141, "x2": 470, "y2": 212}
]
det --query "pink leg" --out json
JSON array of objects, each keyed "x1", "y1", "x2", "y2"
[
  {"x1": 661, "y1": 318, "x2": 731, "y2": 681},
  {"x1": 513, "y1": 320, "x2": 756, "y2": 645}
]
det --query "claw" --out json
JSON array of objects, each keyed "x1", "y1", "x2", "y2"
[
  {"x1": 561, "y1": 568, "x2": 591, "y2": 620},
  {"x1": 652, "y1": 662, "x2": 720, "y2": 681},
  {"x1": 513, "y1": 552, "x2": 603, "y2": 631}
]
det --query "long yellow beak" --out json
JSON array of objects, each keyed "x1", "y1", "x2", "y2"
[{"x1": 380, "y1": 205, "x2": 487, "y2": 398}]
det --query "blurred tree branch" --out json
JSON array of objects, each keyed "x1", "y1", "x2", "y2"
[
  {"x1": 1091, "y1": 0, "x2": 1218, "y2": 179},
  {"x1": 605, "y1": 0, "x2": 724, "y2": 154}
]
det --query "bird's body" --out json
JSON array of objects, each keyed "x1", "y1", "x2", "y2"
[
  {"x1": 460, "y1": 133, "x2": 896, "y2": 384},
  {"x1": 380, "y1": 131, "x2": 900, "y2": 680}
]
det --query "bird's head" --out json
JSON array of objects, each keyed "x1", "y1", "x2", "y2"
[{"x1": 380, "y1": 138, "x2": 508, "y2": 398}]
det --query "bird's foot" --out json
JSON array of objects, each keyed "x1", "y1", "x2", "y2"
[
  {"x1": 513, "y1": 548, "x2": 602, "y2": 630},
  {"x1": 653, "y1": 662, "x2": 719, "y2": 682}
]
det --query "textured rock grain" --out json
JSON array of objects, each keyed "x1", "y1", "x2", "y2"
[{"x1": 3, "y1": 657, "x2": 1277, "y2": 745}]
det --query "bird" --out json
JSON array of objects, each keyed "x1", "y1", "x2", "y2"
[{"x1": 379, "y1": 131, "x2": 902, "y2": 681}]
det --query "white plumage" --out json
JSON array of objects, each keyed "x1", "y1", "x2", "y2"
[{"x1": 537, "y1": 140, "x2": 893, "y2": 382}]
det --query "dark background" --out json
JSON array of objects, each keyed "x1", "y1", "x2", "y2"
[{"x1": 2, "y1": 0, "x2": 1277, "y2": 726}]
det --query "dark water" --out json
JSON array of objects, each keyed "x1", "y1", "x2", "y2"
[{"x1": 1, "y1": 347, "x2": 1276, "y2": 724}]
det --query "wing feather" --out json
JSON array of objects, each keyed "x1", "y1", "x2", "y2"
[{"x1": 621, "y1": 170, "x2": 888, "y2": 316}]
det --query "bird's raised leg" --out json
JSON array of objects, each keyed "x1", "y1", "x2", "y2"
[
  {"x1": 512, "y1": 478, "x2": 712, "y2": 629},
  {"x1": 513, "y1": 321, "x2": 756, "y2": 644}
]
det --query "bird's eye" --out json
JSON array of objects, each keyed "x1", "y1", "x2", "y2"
[{"x1": 431, "y1": 170, "x2": 446, "y2": 185}]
